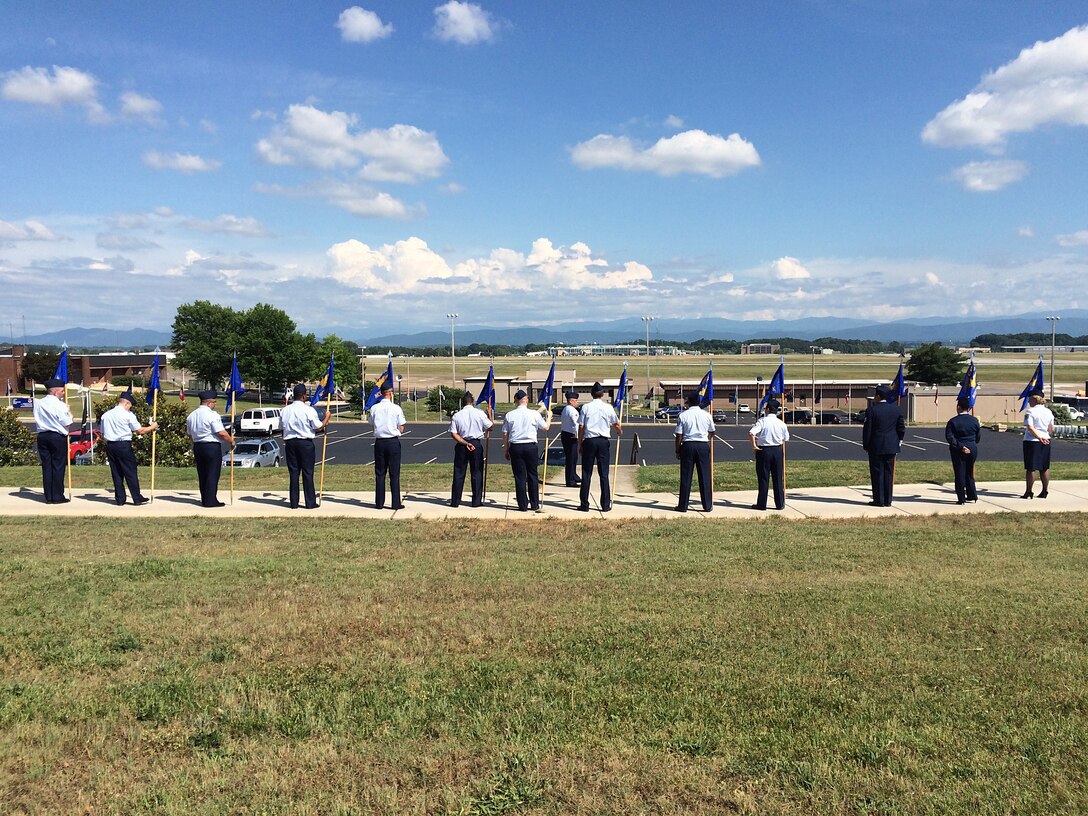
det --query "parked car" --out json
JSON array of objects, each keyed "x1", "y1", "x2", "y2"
[
  {"x1": 68, "y1": 429, "x2": 101, "y2": 462},
  {"x1": 738, "y1": 403, "x2": 751, "y2": 414},
  {"x1": 1067, "y1": 407, "x2": 1086, "y2": 421},
  {"x1": 223, "y1": 438, "x2": 281, "y2": 468},
  {"x1": 783, "y1": 409, "x2": 813, "y2": 424},
  {"x1": 712, "y1": 409, "x2": 729, "y2": 422},
  {"x1": 238, "y1": 407, "x2": 281, "y2": 436},
  {"x1": 655, "y1": 405, "x2": 682, "y2": 420},
  {"x1": 813, "y1": 411, "x2": 845, "y2": 425}
]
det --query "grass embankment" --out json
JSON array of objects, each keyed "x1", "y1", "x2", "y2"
[
  {"x1": 638, "y1": 460, "x2": 1088, "y2": 492},
  {"x1": 2, "y1": 516, "x2": 1087, "y2": 814}
]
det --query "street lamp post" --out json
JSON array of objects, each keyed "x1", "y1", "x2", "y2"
[
  {"x1": 446, "y1": 313, "x2": 458, "y2": 388},
  {"x1": 810, "y1": 346, "x2": 819, "y2": 424},
  {"x1": 641, "y1": 315, "x2": 655, "y2": 413},
  {"x1": 1045, "y1": 315, "x2": 1060, "y2": 401}
]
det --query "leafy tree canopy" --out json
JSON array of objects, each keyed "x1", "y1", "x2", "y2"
[{"x1": 905, "y1": 343, "x2": 965, "y2": 386}]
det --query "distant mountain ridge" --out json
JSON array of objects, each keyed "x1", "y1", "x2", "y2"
[
  {"x1": 17, "y1": 310, "x2": 1088, "y2": 351},
  {"x1": 358, "y1": 310, "x2": 1088, "y2": 347}
]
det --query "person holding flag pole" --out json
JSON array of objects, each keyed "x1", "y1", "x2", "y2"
[
  {"x1": 146, "y1": 349, "x2": 162, "y2": 503},
  {"x1": 185, "y1": 389, "x2": 234, "y2": 508},
  {"x1": 674, "y1": 370, "x2": 716, "y2": 513},
  {"x1": 101, "y1": 389, "x2": 157, "y2": 505},
  {"x1": 448, "y1": 388, "x2": 493, "y2": 508},
  {"x1": 56, "y1": 344, "x2": 74, "y2": 501},
  {"x1": 33, "y1": 362, "x2": 73, "y2": 504},
  {"x1": 367, "y1": 355, "x2": 406, "y2": 510},
  {"x1": 279, "y1": 370, "x2": 332, "y2": 510},
  {"x1": 698, "y1": 361, "x2": 714, "y2": 498},
  {"x1": 1019, "y1": 358, "x2": 1054, "y2": 500},
  {"x1": 476, "y1": 359, "x2": 496, "y2": 496},
  {"x1": 576, "y1": 370, "x2": 622, "y2": 512},
  {"x1": 760, "y1": 357, "x2": 787, "y2": 491},
  {"x1": 537, "y1": 361, "x2": 557, "y2": 499},
  {"x1": 225, "y1": 353, "x2": 245, "y2": 505}
]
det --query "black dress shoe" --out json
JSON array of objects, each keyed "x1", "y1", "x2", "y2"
[
  {"x1": 1021, "y1": 491, "x2": 1033, "y2": 499},
  {"x1": 448, "y1": 502, "x2": 459, "y2": 508},
  {"x1": 575, "y1": 505, "x2": 589, "y2": 512},
  {"x1": 956, "y1": 500, "x2": 966, "y2": 505},
  {"x1": 54, "y1": 497, "x2": 70, "y2": 504},
  {"x1": 116, "y1": 500, "x2": 126, "y2": 506},
  {"x1": 391, "y1": 504, "x2": 406, "y2": 510},
  {"x1": 750, "y1": 505, "x2": 766, "y2": 510},
  {"x1": 470, "y1": 502, "x2": 483, "y2": 507},
  {"x1": 673, "y1": 506, "x2": 687, "y2": 513},
  {"x1": 304, "y1": 505, "x2": 318, "y2": 509},
  {"x1": 867, "y1": 501, "x2": 882, "y2": 506},
  {"x1": 1038, "y1": 490, "x2": 1048, "y2": 499},
  {"x1": 132, "y1": 497, "x2": 149, "y2": 506},
  {"x1": 204, "y1": 501, "x2": 226, "y2": 508}
]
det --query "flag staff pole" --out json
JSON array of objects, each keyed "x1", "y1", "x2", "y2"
[
  {"x1": 319, "y1": 355, "x2": 333, "y2": 505},
  {"x1": 229, "y1": 352, "x2": 237, "y2": 506},
  {"x1": 611, "y1": 362, "x2": 626, "y2": 506},
  {"x1": 150, "y1": 388, "x2": 159, "y2": 503}
]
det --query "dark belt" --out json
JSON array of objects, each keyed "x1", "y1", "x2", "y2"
[
  {"x1": 462, "y1": 437, "x2": 483, "y2": 445},
  {"x1": 756, "y1": 443, "x2": 782, "y2": 448},
  {"x1": 509, "y1": 441, "x2": 536, "y2": 446},
  {"x1": 105, "y1": 439, "x2": 133, "y2": 445}
]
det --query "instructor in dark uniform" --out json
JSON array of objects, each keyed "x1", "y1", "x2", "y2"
[
  {"x1": 862, "y1": 385, "x2": 905, "y2": 507},
  {"x1": 945, "y1": 398, "x2": 981, "y2": 504}
]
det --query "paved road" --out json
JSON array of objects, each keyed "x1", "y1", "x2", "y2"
[{"x1": 305, "y1": 421, "x2": 1088, "y2": 466}]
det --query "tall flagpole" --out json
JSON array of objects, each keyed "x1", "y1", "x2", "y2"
[
  {"x1": 150, "y1": 388, "x2": 159, "y2": 503},
  {"x1": 318, "y1": 356, "x2": 333, "y2": 505},
  {"x1": 229, "y1": 352, "x2": 237, "y2": 506}
]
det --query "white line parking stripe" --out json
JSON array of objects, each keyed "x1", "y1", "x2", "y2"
[
  {"x1": 832, "y1": 434, "x2": 863, "y2": 447},
  {"x1": 414, "y1": 429, "x2": 449, "y2": 447},
  {"x1": 793, "y1": 435, "x2": 830, "y2": 450}
]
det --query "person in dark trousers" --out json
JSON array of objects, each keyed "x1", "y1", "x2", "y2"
[
  {"x1": 748, "y1": 397, "x2": 790, "y2": 510},
  {"x1": 559, "y1": 391, "x2": 582, "y2": 487},
  {"x1": 369, "y1": 383, "x2": 406, "y2": 510},
  {"x1": 448, "y1": 391, "x2": 493, "y2": 507},
  {"x1": 185, "y1": 390, "x2": 234, "y2": 507},
  {"x1": 280, "y1": 383, "x2": 331, "y2": 509},
  {"x1": 32, "y1": 377, "x2": 73, "y2": 504},
  {"x1": 674, "y1": 391, "x2": 716, "y2": 512},
  {"x1": 945, "y1": 397, "x2": 981, "y2": 504},
  {"x1": 503, "y1": 389, "x2": 550, "y2": 512},
  {"x1": 862, "y1": 385, "x2": 906, "y2": 506},
  {"x1": 577, "y1": 383, "x2": 621, "y2": 512},
  {"x1": 100, "y1": 390, "x2": 158, "y2": 505}
]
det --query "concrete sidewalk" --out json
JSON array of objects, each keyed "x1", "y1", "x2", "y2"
[{"x1": 1, "y1": 481, "x2": 1083, "y2": 519}]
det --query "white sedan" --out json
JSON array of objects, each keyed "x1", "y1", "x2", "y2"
[{"x1": 223, "y1": 439, "x2": 281, "y2": 468}]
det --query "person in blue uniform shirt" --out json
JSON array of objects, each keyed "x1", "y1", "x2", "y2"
[
  {"x1": 100, "y1": 390, "x2": 158, "y2": 506},
  {"x1": 186, "y1": 390, "x2": 234, "y2": 507},
  {"x1": 503, "y1": 389, "x2": 550, "y2": 512},
  {"x1": 448, "y1": 391, "x2": 493, "y2": 507},
  {"x1": 369, "y1": 382, "x2": 406, "y2": 510},
  {"x1": 33, "y1": 377, "x2": 73, "y2": 504},
  {"x1": 577, "y1": 382, "x2": 622, "y2": 512},
  {"x1": 674, "y1": 391, "x2": 716, "y2": 512},
  {"x1": 1022, "y1": 391, "x2": 1056, "y2": 499},
  {"x1": 559, "y1": 390, "x2": 582, "y2": 487},
  {"x1": 748, "y1": 397, "x2": 790, "y2": 510},
  {"x1": 280, "y1": 383, "x2": 330, "y2": 509},
  {"x1": 862, "y1": 385, "x2": 906, "y2": 507},
  {"x1": 944, "y1": 397, "x2": 981, "y2": 504}
]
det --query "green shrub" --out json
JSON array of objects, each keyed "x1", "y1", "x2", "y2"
[
  {"x1": 94, "y1": 395, "x2": 194, "y2": 467},
  {"x1": 0, "y1": 408, "x2": 37, "y2": 466}
]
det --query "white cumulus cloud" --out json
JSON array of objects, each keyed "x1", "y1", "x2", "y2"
[
  {"x1": 337, "y1": 6, "x2": 393, "y2": 42},
  {"x1": 257, "y1": 179, "x2": 413, "y2": 220},
  {"x1": 143, "y1": 151, "x2": 221, "y2": 173},
  {"x1": 922, "y1": 24, "x2": 1088, "y2": 150},
  {"x1": 433, "y1": 1, "x2": 495, "y2": 45},
  {"x1": 120, "y1": 91, "x2": 163, "y2": 124},
  {"x1": 326, "y1": 237, "x2": 651, "y2": 295},
  {"x1": 1056, "y1": 230, "x2": 1088, "y2": 247},
  {"x1": 256, "y1": 104, "x2": 449, "y2": 182},
  {"x1": 950, "y1": 159, "x2": 1029, "y2": 191},
  {"x1": 1, "y1": 65, "x2": 106, "y2": 121},
  {"x1": 0, "y1": 219, "x2": 60, "y2": 241},
  {"x1": 772, "y1": 256, "x2": 810, "y2": 279},
  {"x1": 571, "y1": 129, "x2": 761, "y2": 178},
  {"x1": 664, "y1": 114, "x2": 684, "y2": 129}
]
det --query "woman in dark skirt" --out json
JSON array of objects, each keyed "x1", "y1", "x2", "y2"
[{"x1": 1021, "y1": 392, "x2": 1055, "y2": 499}]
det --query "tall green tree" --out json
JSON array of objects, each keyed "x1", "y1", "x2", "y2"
[
  {"x1": 905, "y1": 343, "x2": 965, "y2": 386},
  {"x1": 21, "y1": 351, "x2": 61, "y2": 385},
  {"x1": 171, "y1": 301, "x2": 240, "y2": 387},
  {"x1": 236, "y1": 303, "x2": 317, "y2": 392},
  {"x1": 314, "y1": 334, "x2": 362, "y2": 396}
]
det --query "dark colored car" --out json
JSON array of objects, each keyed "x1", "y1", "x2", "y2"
[
  {"x1": 813, "y1": 411, "x2": 844, "y2": 424},
  {"x1": 783, "y1": 409, "x2": 813, "y2": 424},
  {"x1": 655, "y1": 405, "x2": 682, "y2": 420}
]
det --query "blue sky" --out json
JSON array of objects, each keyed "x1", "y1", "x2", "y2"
[{"x1": 2, "y1": 1, "x2": 1087, "y2": 338}]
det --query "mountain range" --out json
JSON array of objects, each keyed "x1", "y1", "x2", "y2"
[{"x1": 11, "y1": 310, "x2": 1088, "y2": 351}]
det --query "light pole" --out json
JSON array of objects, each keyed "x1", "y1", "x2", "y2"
[
  {"x1": 641, "y1": 315, "x2": 655, "y2": 411},
  {"x1": 810, "y1": 346, "x2": 819, "y2": 424},
  {"x1": 1046, "y1": 315, "x2": 1060, "y2": 400},
  {"x1": 446, "y1": 313, "x2": 458, "y2": 388}
]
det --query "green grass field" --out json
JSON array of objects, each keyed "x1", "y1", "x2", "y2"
[{"x1": 2, "y1": 515, "x2": 1087, "y2": 814}]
